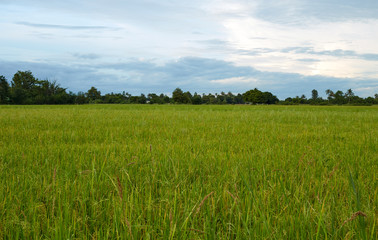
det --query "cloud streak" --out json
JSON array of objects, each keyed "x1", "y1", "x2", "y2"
[
  {"x1": 282, "y1": 47, "x2": 378, "y2": 61},
  {"x1": 72, "y1": 53, "x2": 102, "y2": 60},
  {"x1": 15, "y1": 21, "x2": 114, "y2": 30}
]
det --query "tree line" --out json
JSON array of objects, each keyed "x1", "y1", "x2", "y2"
[
  {"x1": 0, "y1": 71, "x2": 377, "y2": 105},
  {"x1": 281, "y1": 89, "x2": 378, "y2": 105}
]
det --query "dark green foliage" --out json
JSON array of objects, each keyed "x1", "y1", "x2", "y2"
[
  {"x1": 345, "y1": 88, "x2": 354, "y2": 104},
  {"x1": 138, "y1": 94, "x2": 147, "y2": 104},
  {"x1": 0, "y1": 75, "x2": 10, "y2": 104},
  {"x1": 281, "y1": 89, "x2": 376, "y2": 106},
  {"x1": 129, "y1": 95, "x2": 139, "y2": 104},
  {"x1": 183, "y1": 91, "x2": 192, "y2": 104},
  {"x1": 34, "y1": 80, "x2": 71, "y2": 104},
  {"x1": 7, "y1": 71, "x2": 76, "y2": 104},
  {"x1": 104, "y1": 92, "x2": 127, "y2": 104},
  {"x1": 86, "y1": 86, "x2": 101, "y2": 102},
  {"x1": 172, "y1": 88, "x2": 191, "y2": 103},
  {"x1": 334, "y1": 90, "x2": 346, "y2": 105},
  {"x1": 161, "y1": 94, "x2": 171, "y2": 104},
  {"x1": 311, "y1": 89, "x2": 318, "y2": 101},
  {"x1": 75, "y1": 91, "x2": 88, "y2": 104},
  {"x1": 147, "y1": 93, "x2": 171, "y2": 104},
  {"x1": 147, "y1": 93, "x2": 161, "y2": 104},
  {"x1": 172, "y1": 87, "x2": 184, "y2": 103},
  {"x1": 1, "y1": 71, "x2": 377, "y2": 105},
  {"x1": 11, "y1": 70, "x2": 38, "y2": 104},
  {"x1": 192, "y1": 92, "x2": 202, "y2": 105},
  {"x1": 242, "y1": 88, "x2": 278, "y2": 104},
  {"x1": 309, "y1": 89, "x2": 324, "y2": 105}
]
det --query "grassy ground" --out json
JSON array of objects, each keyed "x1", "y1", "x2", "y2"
[{"x1": 0, "y1": 105, "x2": 377, "y2": 239}]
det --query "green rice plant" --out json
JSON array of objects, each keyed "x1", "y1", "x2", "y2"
[{"x1": 0, "y1": 105, "x2": 377, "y2": 239}]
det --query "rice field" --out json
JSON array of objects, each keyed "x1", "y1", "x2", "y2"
[{"x1": 0, "y1": 104, "x2": 377, "y2": 239}]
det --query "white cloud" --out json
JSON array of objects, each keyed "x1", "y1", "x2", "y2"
[
  {"x1": 201, "y1": 0, "x2": 257, "y2": 16},
  {"x1": 221, "y1": 16, "x2": 378, "y2": 78},
  {"x1": 309, "y1": 58, "x2": 378, "y2": 79},
  {"x1": 210, "y1": 76, "x2": 258, "y2": 85}
]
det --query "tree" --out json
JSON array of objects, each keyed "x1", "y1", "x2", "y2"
[
  {"x1": 104, "y1": 93, "x2": 126, "y2": 104},
  {"x1": 243, "y1": 88, "x2": 262, "y2": 104},
  {"x1": 365, "y1": 97, "x2": 375, "y2": 105},
  {"x1": 311, "y1": 89, "x2": 318, "y2": 101},
  {"x1": 243, "y1": 88, "x2": 278, "y2": 104},
  {"x1": 345, "y1": 89, "x2": 354, "y2": 104},
  {"x1": 208, "y1": 93, "x2": 217, "y2": 104},
  {"x1": 217, "y1": 92, "x2": 226, "y2": 104},
  {"x1": 192, "y1": 92, "x2": 202, "y2": 105},
  {"x1": 0, "y1": 75, "x2": 10, "y2": 104},
  {"x1": 10, "y1": 72, "x2": 71, "y2": 104},
  {"x1": 325, "y1": 89, "x2": 334, "y2": 102},
  {"x1": 138, "y1": 94, "x2": 147, "y2": 104},
  {"x1": 334, "y1": 90, "x2": 345, "y2": 105},
  {"x1": 300, "y1": 94, "x2": 307, "y2": 104},
  {"x1": 160, "y1": 94, "x2": 170, "y2": 104},
  {"x1": 148, "y1": 93, "x2": 161, "y2": 104},
  {"x1": 34, "y1": 79, "x2": 68, "y2": 104},
  {"x1": 263, "y1": 91, "x2": 279, "y2": 104},
  {"x1": 11, "y1": 71, "x2": 37, "y2": 90},
  {"x1": 225, "y1": 92, "x2": 234, "y2": 104},
  {"x1": 172, "y1": 88, "x2": 184, "y2": 103},
  {"x1": 183, "y1": 91, "x2": 192, "y2": 104},
  {"x1": 75, "y1": 91, "x2": 88, "y2": 104},
  {"x1": 129, "y1": 96, "x2": 139, "y2": 104},
  {"x1": 235, "y1": 94, "x2": 244, "y2": 104},
  {"x1": 86, "y1": 87, "x2": 101, "y2": 102},
  {"x1": 11, "y1": 70, "x2": 39, "y2": 104}
]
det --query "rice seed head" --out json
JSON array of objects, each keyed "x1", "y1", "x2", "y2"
[
  {"x1": 342, "y1": 211, "x2": 367, "y2": 226},
  {"x1": 226, "y1": 190, "x2": 238, "y2": 202},
  {"x1": 196, "y1": 191, "x2": 214, "y2": 214},
  {"x1": 117, "y1": 176, "x2": 123, "y2": 200}
]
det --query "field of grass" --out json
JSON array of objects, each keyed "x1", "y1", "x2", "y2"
[{"x1": 0, "y1": 104, "x2": 377, "y2": 239}]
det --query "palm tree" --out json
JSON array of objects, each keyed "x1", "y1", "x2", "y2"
[
  {"x1": 325, "y1": 89, "x2": 334, "y2": 102},
  {"x1": 345, "y1": 89, "x2": 354, "y2": 104}
]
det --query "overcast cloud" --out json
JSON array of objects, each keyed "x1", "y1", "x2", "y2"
[{"x1": 1, "y1": 0, "x2": 377, "y2": 98}]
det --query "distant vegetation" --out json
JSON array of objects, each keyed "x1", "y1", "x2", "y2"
[{"x1": 1, "y1": 71, "x2": 377, "y2": 105}]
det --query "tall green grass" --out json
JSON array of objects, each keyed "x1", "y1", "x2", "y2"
[{"x1": 0, "y1": 105, "x2": 377, "y2": 239}]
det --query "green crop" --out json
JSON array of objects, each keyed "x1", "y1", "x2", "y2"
[{"x1": 0, "y1": 105, "x2": 377, "y2": 239}]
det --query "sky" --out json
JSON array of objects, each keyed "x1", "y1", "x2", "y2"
[{"x1": 1, "y1": 0, "x2": 378, "y2": 99}]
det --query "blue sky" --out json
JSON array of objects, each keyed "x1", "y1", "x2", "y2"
[{"x1": 1, "y1": 0, "x2": 377, "y2": 98}]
